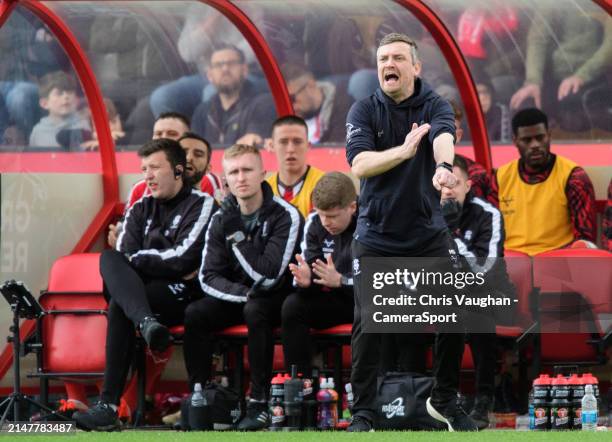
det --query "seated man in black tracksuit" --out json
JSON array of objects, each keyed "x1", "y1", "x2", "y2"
[
  {"x1": 282, "y1": 172, "x2": 356, "y2": 376},
  {"x1": 441, "y1": 155, "x2": 516, "y2": 430},
  {"x1": 74, "y1": 138, "x2": 217, "y2": 431},
  {"x1": 183, "y1": 144, "x2": 303, "y2": 431}
]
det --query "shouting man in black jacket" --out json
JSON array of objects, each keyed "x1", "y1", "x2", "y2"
[
  {"x1": 183, "y1": 144, "x2": 303, "y2": 431},
  {"x1": 282, "y1": 172, "x2": 357, "y2": 376},
  {"x1": 74, "y1": 138, "x2": 217, "y2": 431},
  {"x1": 345, "y1": 32, "x2": 477, "y2": 432}
]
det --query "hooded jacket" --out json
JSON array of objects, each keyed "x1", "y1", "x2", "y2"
[
  {"x1": 345, "y1": 79, "x2": 455, "y2": 254},
  {"x1": 199, "y1": 182, "x2": 303, "y2": 303}
]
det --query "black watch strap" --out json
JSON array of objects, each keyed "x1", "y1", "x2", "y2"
[{"x1": 436, "y1": 162, "x2": 453, "y2": 173}]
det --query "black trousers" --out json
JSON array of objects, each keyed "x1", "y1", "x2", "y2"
[
  {"x1": 281, "y1": 289, "x2": 354, "y2": 375},
  {"x1": 183, "y1": 292, "x2": 284, "y2": 400},
  {"x1": 99, "y1": 250, "x2": 197, "y2": 405},
  {"x1": 350, "y1": 232, "x2": 465, "y2": 422}
]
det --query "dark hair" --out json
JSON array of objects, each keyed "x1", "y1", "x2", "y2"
[
  {"x1": 156, "y1": 112, "x2": 191, "y2": 129},
  {"x1": 137, "y1": 138, "x2": 187, "y2": 171},
  {"x1": 312, "y1": 172, "x2": 356, "y2": 210},
  {"x1": 448, "y1": 99, "x2": 463, "y2": 122},
  {"x1": 178, "y1": 132, "x2": 212, "y2": 165},
  {"x1": 209, "y1": 43, "x2": 245, "y2": 64},
  {"x1": 38, "y1": 71, "x2": 77, "y2": 99},
  {"x1": 272, "y1": 115, "x2": 308, "y2": 136},
  {"x1": 281, "y1": 63, "x2": 312, "y2": 83},
  {"x1": 453, "y1": 155, "x2": 470, "y2": 178},
  {"x1": 378, "y1": 32, "x2": 419, "y2": 63},
  {"x1": 511, "y1": 108, "x2": 548, "y2": 136}
]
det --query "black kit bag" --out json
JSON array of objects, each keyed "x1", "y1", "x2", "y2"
[
  {"x1": 375, "y1": 372, "x2": 446, "y2": 430},
  {"x1": 180, "y1": 383, "x2": 242, "y2": 431}
]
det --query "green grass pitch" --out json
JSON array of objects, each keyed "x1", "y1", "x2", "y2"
[{"x1": 19, "y1": 430, "x2": 610, "y2": 442}]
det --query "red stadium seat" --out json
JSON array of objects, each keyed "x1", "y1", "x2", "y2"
[
  {"x1": 531, "y1": 249, "x2": 611, "y2": 369},
  {"x1": 33, "y1": 253, "x2": 107, "y2": 407}
]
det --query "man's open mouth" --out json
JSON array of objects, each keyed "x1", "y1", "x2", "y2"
[{"x1": 384, "y1": 73, "x2": 399, "y2": 82}]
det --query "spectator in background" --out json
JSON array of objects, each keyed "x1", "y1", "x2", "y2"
[
  {"x1": 149, "y1": 4, "x2": 257, "y2": 119},
  {"x1": 494, "y1": 108, "x2": 597, "y2": 255},
  {"x1": 510, "y1": 11, "x2": 612, "y2": 132},
  {"x1": 57, "y1": 97, "x2": 125, "y2": 151},
  {"x1": 475, "y1": 77, "x2": 511, "y2": 143},
  {"x1": 28, "y1": 71, "x2": 90, "y2": 149},
  {"x1": 281, "y1": 63, "x2": 353, "y2": 145},
  {"x1": 191, "y1": 44, "x2": 275, "y2": 147},
  {"x1": 0, "y1": 9, "x2": 71, "y2": 140},
  {"x1": 266, "y1": 116, "x2": 325, "y2": 218}
]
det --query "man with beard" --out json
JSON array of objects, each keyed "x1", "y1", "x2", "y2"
[
  {"x1": 191, "y1": 44, "x2": 275, "y2": 147},
  {"x1": 281, "y1": 63, "x2": 353, "y2": 145},
  {"x1": 494, "y1": 108, "x2": 597, "y2": 255}
]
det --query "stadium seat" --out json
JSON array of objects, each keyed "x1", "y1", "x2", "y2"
[
  {"x1": 33, "y1": 253, "x2": 107, "y2": 408},
  {"x1": 531, "y1": 248, "x2": 611, "y2": 371}
]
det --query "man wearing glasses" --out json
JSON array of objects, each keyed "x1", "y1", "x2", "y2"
[{"x1": 191, "y1": 44, "x2": 275, "y2": 147}]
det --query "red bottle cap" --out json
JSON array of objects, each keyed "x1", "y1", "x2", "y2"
[
  {"x1": 533, "y1": 374, "x2": 551, "y2": 385},
  {"x1": 551, "y1": 374, "x2": 568, "y2": 385}
]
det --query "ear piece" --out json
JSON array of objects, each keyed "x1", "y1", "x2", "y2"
[{"x1": 174, "y1": 167, "x2": 182, "y2": 179}]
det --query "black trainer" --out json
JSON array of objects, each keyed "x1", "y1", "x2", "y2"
[
  {"x1": 237, "y1": 401, "x2": 269, "y2": 431},
  {"x1": 469, "y1": 395, "x2": 493, "y2": 430},
  {"x1": 346, "y1": 415, "x2": 374, "y2": 432},
  {"x1": 73, "y1": 401, "x2": 121, "y2": 432},
  {"x1": 426, "y1": 397, "x2": 478, "y2": 432},
  {"x1": 139, "y1": 316, "x2": 170, "y2": 352}
]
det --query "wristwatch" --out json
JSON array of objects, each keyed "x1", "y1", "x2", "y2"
[
  {"x1": 227, "y1": 231, "x2": 246, "y2": 245},
  {"x1": 341, "y1": 275, "x2": 352, "y2": 286},
  {"x1": 436, "y1": 162, "x2": 453, "y2": 173}
]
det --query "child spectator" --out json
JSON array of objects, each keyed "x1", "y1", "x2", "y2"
[
  {"x1": 475, "y1": 77, "x2": 511, "y2": 143},
  {"x1": 28, "y1": 71, "x2": 89, "y2": 149},
  {"x1": 57, "y1": 97, "x2": 125, "y2": 151}
]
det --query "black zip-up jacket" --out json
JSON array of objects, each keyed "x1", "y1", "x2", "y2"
[
  {"x1": 345, "y1": 79, "x2": 455, "y2": 254},
  {"x1": 299, "y1": 211, "x2": 356, "y2": 296},
  {"x1": 450, "y1": 193, "x2": 515, "y2": 295},
  {"x1": 117, "y1": 185, "x2": 217, "y2": 279},
  {"x1": 191, "y1": 80, "x2": 276, "y2": 146},
  {"x1": 199, "y1": 182, "x2": 303, "y2": 303}
]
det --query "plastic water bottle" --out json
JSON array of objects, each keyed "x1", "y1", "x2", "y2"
[
  {"x1": 189, "y1": 382, "x2": 211, "y2": 430},
  {"x1": 581, "y1": 384, "x2": 598, "y2": 431},
  {"x1": 345, "y1": 383, "x2": 354, "y2": 418},
  {"x1": 528, "y1": 388, "x2": 535, "y2": 430}
]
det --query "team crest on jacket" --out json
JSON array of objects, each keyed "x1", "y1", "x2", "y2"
[
  {"x1": 352, "y1": 258, "x2": 361, "y2": 275},
  {"x1": 322, "y1": 238, "x2": 335, "y2": 254}
]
